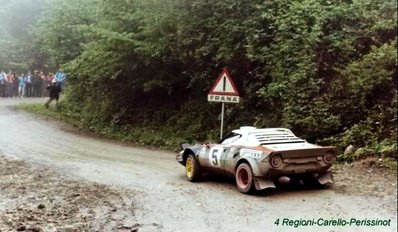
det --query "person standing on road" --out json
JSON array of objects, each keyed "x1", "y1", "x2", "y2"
[
  {"x1": 18, "y1": 73, "x2": 26, "y2": 98},
  {"x1": 25, "y1": 72, "x2": 33, "y2": 97},
  {"x1": 45, "y1": 72, "x2": 53, "y2": 95},
  {"x1": 45, "y1": 79, "x2": 61, "y2": 109},
  {"x1": 12, "y1": 72, "x2": 18, "y2": 97},
  {"x1": 32, "y1": 70, "x2": 42, "y2": 97},
  {"x1": 3, "y1": 70, "x2": 9, "y2": 97},
  {"x1": 0, "y1": 70, "x2": 6, "y2": 97},
  {"x1": 40, "y1": 71, "x2": 47, "y2": 97},
  {"x1": 5, "y1": 72, "x2": 12, "y2": 97}
]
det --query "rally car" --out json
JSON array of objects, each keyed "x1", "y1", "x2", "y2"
[{"x1": 176, "y1": 127, "x2": 337, "y2": 194}]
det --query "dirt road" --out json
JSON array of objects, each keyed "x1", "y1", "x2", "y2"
[{"x1": 0, "y1": 98, "x2": 396, "y2": 232}]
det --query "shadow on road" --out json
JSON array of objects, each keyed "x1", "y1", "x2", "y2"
[{"x1": 177, "y1": 172, "x2": 333, "y2": 197}]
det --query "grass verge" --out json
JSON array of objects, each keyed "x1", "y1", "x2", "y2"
[
  {"x1": 16, "y1": 103, "x2": 205, "y2": 151},
  {"x1": 16, "y1": 103, "x2": 398, "y2": 172}
]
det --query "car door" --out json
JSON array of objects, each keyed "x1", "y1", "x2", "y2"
[
  {"x1": 199, "y1": 133, "x2": 242, "y2": 170},
  {"x1": 198, "y1": 144, "x2": 225, "y2": 170}
]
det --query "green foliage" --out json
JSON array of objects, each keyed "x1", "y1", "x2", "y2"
[
  {"x1": 352, "y1": 147, "x2": 375, "y2": 160},
  {"x1": 374, "y1": 139, "x2": 397, "y2": 158},
  {"x1": 9, "y1": 0, "x2": 398, "y2": 162},
  {"x1": 17, "y1": 102, "x2": 211, "y2": 151},
  {"x1": 340, "y1": 123, "x2": 376, "y2": 148},
  {"x1": 34, "y1": 0, "x2": 100, "y2": 68}
]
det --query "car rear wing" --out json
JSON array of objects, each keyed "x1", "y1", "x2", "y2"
[{"x1": 269, "y1": 147, "x2": 337, "y2": 159}]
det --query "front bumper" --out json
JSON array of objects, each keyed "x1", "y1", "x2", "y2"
[{"x1": 176, "y1": 152, "x2": 184, "y2": 166}]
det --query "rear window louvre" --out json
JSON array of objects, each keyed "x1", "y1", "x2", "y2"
[{"x1": 250, "y1": 129, "x2": 304, "y2": 145}]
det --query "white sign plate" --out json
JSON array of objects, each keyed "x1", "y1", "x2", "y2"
[{"x1": 208, "y1": 94, "x2": 240, "y2": 103}]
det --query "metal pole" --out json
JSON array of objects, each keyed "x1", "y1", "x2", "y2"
[{"x1": 220, "y1": 102, "x2": 225, "y2": 140}]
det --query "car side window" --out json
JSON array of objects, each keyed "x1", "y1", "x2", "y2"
[{"x1": 220, "y1": 133, "x2": 242, "y2": 145}]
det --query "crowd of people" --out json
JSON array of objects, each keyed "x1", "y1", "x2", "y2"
[{"x1": 0, "y1": 70, "x2": 66, "y2": 98}]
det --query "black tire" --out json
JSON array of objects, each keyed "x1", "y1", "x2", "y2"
[
  {"x1": 185, "y1": 154, "x2": 201, "y2": 182},
  {"x1": 235, "y1": 163, "x2": 254, "y2": 194}
]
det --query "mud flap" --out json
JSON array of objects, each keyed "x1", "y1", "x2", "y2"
[
  {"x1": 317, "y1": 171, "x2": 333, "y2": 185},
  {"x1": 254, "y1": 178, "x2": 276, "y2": 190}
]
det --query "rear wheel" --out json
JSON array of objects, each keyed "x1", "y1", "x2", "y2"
[
  {"x1": 235, "y1": 163, "x2": 254, "y2": 194},
  {"x1": 185, "y1": 154, "x2": 201, "y2": 182}
]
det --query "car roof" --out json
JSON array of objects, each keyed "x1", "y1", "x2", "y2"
[
  {"x1": 232, "y1": 126, "x2": 294, "y2": 135},
  {"x1": 231, "y1": 127, "x2": 304, "y2": 145}
]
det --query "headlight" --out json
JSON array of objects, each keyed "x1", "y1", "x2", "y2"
[
  {"x1": 323, "y1": 151, "x2": 334, "y2": 164},
  {"x1": 270, "y1": 154, "x2": 282, "y2": 168}
]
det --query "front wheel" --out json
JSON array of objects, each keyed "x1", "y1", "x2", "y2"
[
  {"x1": 185, "y1": 154, "x2": 201, "y2": 182},
  {"x1": 235, "y1": 163, "x2": 254, "y2": 194}
]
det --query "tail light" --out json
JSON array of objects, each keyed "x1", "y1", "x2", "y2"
[
  {"x1": 323, "y1": 151, "x2": 334, "y2": 164},
  {"x1": 270, "y1": 154, "x2": 282, "y2": 168}
]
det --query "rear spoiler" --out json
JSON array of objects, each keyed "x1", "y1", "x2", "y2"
[{"x1": 269, "y1": 147, "x2": 338, "y2": 159}]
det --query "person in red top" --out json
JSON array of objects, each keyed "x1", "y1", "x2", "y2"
[
  {"x1": 40, "y1": 71, "x2": 47, "y2": 97},
  {"x1": 6, "y1": 72, "x2": 16, "y2": 97}
]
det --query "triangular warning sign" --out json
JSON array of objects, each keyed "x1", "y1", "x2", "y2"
[{"x1": 208, "y1": 68, "x2": 239, "y2": 96}]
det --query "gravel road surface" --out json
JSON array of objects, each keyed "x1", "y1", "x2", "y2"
[{"x1": 0, "y1": 98, "x2": 396, "y2": 232}]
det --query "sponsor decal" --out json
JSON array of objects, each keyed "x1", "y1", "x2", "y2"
[{"x1": 240, "y1": 149, "x2": 262, "y2": 159}]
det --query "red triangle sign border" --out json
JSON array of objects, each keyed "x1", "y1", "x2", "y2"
[{"x1": 208, "y1": 68, "x2": 240, "y2": 96}]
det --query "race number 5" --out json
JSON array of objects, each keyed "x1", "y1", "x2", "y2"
[{"x1": 209, "y1": 147, "x2": 223, "y2": 167}]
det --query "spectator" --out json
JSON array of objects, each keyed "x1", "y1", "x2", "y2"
[
  {"x1": 25, "y1": 72, "x2": 33, "y2": 97},
  {"x1": 45, "y1": 79, "x2": 61, "y2": 109},
  {"x1": 32, "y1": 70, "x2": 42, "y2": 97},
  {"x1": 0, "y1": 70, "x2": 6, "y2": 97},
  {"x1": 5, "y1": 71, "x2": 14, "y2": 97},
  {"x1": 18, "y1": 73, "x2": 26, "y2": 98},
  {"x1": 54, "y1": 69, "x2": 66, "y2": 91},
  {"x1": 46, "y1": 72, "x2": 54, "y2": 82},
  {"x1": 12, "y1": 72, "x2": 18, "y2": 97},
  {"x1": 40, "y1": 71, "x2": 47, "y2": 97},
  {"x1": 3, "y1": 71, "x2": 10, "y2": 97}
]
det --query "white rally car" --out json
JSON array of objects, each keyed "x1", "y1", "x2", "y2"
[{"x1": 176, "y1": 127, "x2": 337, "y2": 194}]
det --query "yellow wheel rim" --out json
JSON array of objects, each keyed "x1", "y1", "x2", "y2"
[{"x1": 186, "y1": 157, "x2": 193, "y2": 178}]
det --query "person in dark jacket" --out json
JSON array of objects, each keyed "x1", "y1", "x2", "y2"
[{"x1": 45, "y1": 79, "x2": 61, "y2": 109}]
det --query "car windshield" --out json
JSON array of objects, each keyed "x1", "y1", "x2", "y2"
[{"x1": 220, "y1": 132, "x2": 242, "y2": 145}]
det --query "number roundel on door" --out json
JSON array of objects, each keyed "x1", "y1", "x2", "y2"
[{"x1": 208, "y1": 147, "x2": 223, "y2": 167}]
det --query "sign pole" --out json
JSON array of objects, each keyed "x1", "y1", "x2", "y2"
[
  {"x1": 207, "y1": 68, "x2": 240, "y2": 140},
  {"x1": 220, "y1": 102, "x2": 225, "y2": 140}
]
